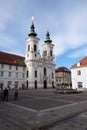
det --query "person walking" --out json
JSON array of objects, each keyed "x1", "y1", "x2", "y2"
[
  {"x1": 3, "y1": 87, "x2": 9, "y2": 101},
  {"x1": 14, "y1": 87, "x2": 19, "y2": 101}
]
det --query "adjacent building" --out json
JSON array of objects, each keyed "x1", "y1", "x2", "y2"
[
  {"x1": 0, "y1": 51, "x2": 25, "y2": 90},
  {"x1": 55, "y1": 67, "x2": 71, "y2": 88},
  {"x1": 71, "y1": 56, "x2": 87, "y2": 90}
]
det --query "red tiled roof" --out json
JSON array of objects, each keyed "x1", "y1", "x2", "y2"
[
  {"x1": 71, "y1": 56, "x2": 87, "y2": 69},
  {"x1": 0, "y1": 51, "x2": 25, "y2": 66},
  {"x1": 55, "y1": 67, "x2": 71, "y2": 73}
]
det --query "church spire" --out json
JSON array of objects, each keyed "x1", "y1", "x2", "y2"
[
  {"x1": 44, "y1": 29, "x2": 52, "y2": 43},
  {"x1": 28, "y1": 17, "x2": 37, "y2": 37}
]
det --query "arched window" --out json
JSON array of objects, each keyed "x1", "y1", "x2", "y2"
[
  {"x1": 50, "y1": 50, "x2": 52, "y2": 56},
  {"x1": 35, "y1": 70, "x2": 37, "y2": 77},
  {"x1": 34, "y1": 44, "x2": 37, "y2": 51}
]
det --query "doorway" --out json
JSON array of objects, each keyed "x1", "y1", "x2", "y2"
[
  {"x1": 35, "y1": 80, "x2": 37, "y2": 89},
  {"x1": 43, "y1": 80, "x2": 47, "y2": 89}
]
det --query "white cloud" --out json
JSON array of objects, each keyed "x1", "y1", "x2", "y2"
[
  {"x1": 53, "y1": 35, "x2": 67, "y2": 56},
  {"x1": 0, "y1": 0, "x2": 87, "y2": 60},
  {"x1": 69, "y1": 47, "x2": 87, "y2": 58},
  {"x1": 52, "y1": 2, "x2": 87, "y2": 57}
]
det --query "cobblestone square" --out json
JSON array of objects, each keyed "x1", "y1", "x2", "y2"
[{"x1": 0, "y1": 89, "x2": 87, "y2": 130}]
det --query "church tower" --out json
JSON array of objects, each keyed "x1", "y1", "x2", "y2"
[
  {"x1": 42, "y1": 30, "x2": 55, "y2": 88},
  {"x1": 42, "y1": 30, "x2": 55, "y2": 63},
  {"x1": 25, "y1": 17, "x2": 55, "y2": 89},
  {"x1": 25, "y1": 17, "x2": 40, "y2": 89}
]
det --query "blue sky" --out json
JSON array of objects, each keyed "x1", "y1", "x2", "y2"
[{"x1": 0, "y1": 0, "x2": 87, "y2": 69}]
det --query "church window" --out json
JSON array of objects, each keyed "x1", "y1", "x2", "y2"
[
  {"x1": 26, "y1": 70, "x2": 29, "y2": 78},
  {"x1": 34, "y1": 44, "x2": 37, "y2": 51},
  {"x1": 50, "y1": 50, "x2": 52, "y2": 56},
  {"x1": 35, "y1": 54, "x2": 37, "y2": 57},
  {"x1": 52, "y1": 72, "x2": 54, "y2": 79},
  {"x1": 43, "y1": 50, "x2": 47, "y2": 56},
  {"x1": 35, "y1": 70, "x2": 37, "y2": 77},
  {"x1": 28, "y1": 45, "x2": 30, "y2": 51},
  {"x1": 35, "y1": 80, "x2": 37, "y2": 89},
  {"x1": 44, "y1": 67, "x2": 47, "y2": 76},
  {"x1": 27, "y1": 54, "x2": 29, "y2": 57}
]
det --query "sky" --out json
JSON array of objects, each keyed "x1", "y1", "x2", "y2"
[{"x1": 0, "y1": 0, "x2": 87, "y2": 69}]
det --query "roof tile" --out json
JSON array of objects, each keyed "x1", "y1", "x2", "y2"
[{"x1": 0, "y1": 51, "x2": 25, "y2": 67}]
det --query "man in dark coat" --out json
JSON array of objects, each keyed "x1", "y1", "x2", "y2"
[{"x1": 3, "y1": 87, "x2": 9, "y2": 101}]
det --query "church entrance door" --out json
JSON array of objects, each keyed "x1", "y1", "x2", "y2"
[
  {"x1": 35, "y1": 80, "x2": 37, "y2": 89},
  {"x1": 43, "y1": 80, "x2": 47, "y2": 89}
]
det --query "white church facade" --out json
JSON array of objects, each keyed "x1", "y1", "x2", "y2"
[
  {"x1": 0, "y1": 18, "x2": 55, "y2": 90},
  {"x1": 25, "y1": 18, "x2": 55, "y2": 89}
]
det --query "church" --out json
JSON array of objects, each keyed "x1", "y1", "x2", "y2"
[
  {"x1": 0, "y1": 18, "x2": 56, "y2": 89},
  {"x1": 25, "y1": 18, "x2": 55, "y2": 89}
]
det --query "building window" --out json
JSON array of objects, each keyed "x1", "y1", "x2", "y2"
[
  {"x1": 0, "y1": 71, "x2": 4, "y2": 77},
  {"x1": 23, "y1": 67, "x2": 25, "y2": 71},
  {"x1": 50, "y1": 50, "x2": 52, "y2": 56},
  {"x1": 77, "y1": 70, "x2": 81, "y2": 75},
  {"x1": 16, "y1": 72, "x2": 18, "y2": 77},
  {"x1": 78, "y1": 82, "x2": 83, "y2": 88},
  {"x1": 8, "y1": 72, "x2": 11, "y2": 77},
  {"x1": 28, "y1": 45, "x2": 30, "y2": 51},
  {"x1": 1, "y1": 64, "x2": 4, "y2": 69},
  {"x1": 34, "y1": 44, "x2": 37, "y2": 51},
  {"x1": 52, "y1": 72, "x2": 54, "y2": 79},
  {"x1": 35, "y1": 70, "x2": 37, "y2": 77},
  {"x1": 59, "y1": 78, "x2": 61, "y2": 82},
  {"x1": 9, "y1": 65, "x2": 12, "y2": 69},
  {"x1": 35, "y1": 54, "x2": 37, "y2": 57},
  {"x1": 16, "y1": 66, "x2": 18, "y2": 70},
  {"x1": 44, "y1": 67, "x2": 47, "y2": 76},
  {"x1": 27, "y1": 54, "x2": 29, "y2": 57},
  {"x1": 22, "y1": 73, "x2": 25, "y2": 78},
  {"x1": 26, "y1": 70, "x2": 29, "y2": 78},
  {"x1": 56, "y1": 79, "x2": 58, "y2": 82}
]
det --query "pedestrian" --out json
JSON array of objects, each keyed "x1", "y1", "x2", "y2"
[
  {"x1": 3, "y1": 87, "x2": 9, "y2": 101},
  {"x1": 14, "y1": 87, "x2": 19, "y2": 101}
]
